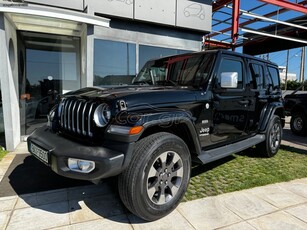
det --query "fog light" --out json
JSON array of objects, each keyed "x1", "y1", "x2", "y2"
[{"x1": 68, "y1": 158, "x2": 95, "y2": 173}]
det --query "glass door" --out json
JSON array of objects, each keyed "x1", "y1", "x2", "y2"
[{"x1": 18, "y1": 32, "x2": 81, "y2": 135}]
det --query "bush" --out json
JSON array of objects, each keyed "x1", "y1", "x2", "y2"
[{"x1": 281, "y1": 80, "x2": 306, "y2": 90}]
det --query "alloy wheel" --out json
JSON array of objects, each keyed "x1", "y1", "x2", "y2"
[{"x1": 146, "y1": 151, "x2": 183, "y2": 205}]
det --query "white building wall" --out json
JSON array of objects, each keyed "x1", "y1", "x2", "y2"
[{"x1": 0, "y1": 14, "x2": 20, "y2": 150}]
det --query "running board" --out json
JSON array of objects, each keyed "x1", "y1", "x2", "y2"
[{"x1": 198, "y1": 134, "x2": 265, "y2": 164}]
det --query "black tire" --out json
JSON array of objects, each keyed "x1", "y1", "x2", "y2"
[
  {"x1": 118, "y1": 132, "x2": 191, "y2": 221},
  {"x1": 256, "y1": 115, "x2": 282, "y2": 157},
  {"x1": 290, "y1": 112, "x2": 307, "y2": 136}
]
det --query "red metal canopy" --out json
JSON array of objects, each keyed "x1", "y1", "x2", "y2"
[{"x1": 206, "y1": 0, "x2": 307, "y2": 53}]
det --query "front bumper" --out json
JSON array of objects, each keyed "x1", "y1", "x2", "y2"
[{"x1": 27, "y1": 126, "x2": 128, "y2": 181}]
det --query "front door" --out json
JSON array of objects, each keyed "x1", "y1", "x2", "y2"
[
  {"x1": 210, "y1": 55, "x2": 248, "y2": 146},
  {"x1": 18, "y1": 32, "x2": 81, "y2": 136}
]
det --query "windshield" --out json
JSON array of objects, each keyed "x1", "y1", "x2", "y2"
[{"x1": 133, "y1": 53, "x2": 215, "y2": 87}]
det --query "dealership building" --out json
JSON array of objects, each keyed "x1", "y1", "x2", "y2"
[{"x1": 0, "y1": 0, "x2": 211, "y2": 150}]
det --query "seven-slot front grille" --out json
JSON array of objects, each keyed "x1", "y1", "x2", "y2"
[{"x1": 59, "y1": 98, "x2": 97, "y2": 137}]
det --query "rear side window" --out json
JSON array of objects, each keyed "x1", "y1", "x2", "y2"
[
  {"x1": 250, "y1": 63, "x2": 265, "y2": 90},
  {"x1": 268, "y1": 67, "x2": 280, "y2": 88}
]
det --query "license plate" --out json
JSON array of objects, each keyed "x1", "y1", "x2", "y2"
[{"x1": 30, "y1": 143, "x2": 49, "y2": 164}]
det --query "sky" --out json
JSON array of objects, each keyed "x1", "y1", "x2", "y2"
[{"x1": 211, "y1": 0, "x2": 307, "y2": 81}]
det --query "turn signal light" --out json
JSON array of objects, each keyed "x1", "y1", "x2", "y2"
[{"x1": 129, "y1": 126, "x2": 144, "y2": 135}]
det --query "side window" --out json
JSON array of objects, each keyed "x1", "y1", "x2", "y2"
[
  {"x1": 268, "y1": 67, "x2": 280, "y2": 88},
  {"x1": 250, "y1": 63, "x2": 265, "y2": 90},
  {"x1": 218, "y1": 58, "x2": 243, "y2": 89}
]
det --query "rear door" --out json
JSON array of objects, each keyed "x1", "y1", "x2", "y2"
[{"x1": 247, "y1": 61, "x2": 267, "y2": 133}]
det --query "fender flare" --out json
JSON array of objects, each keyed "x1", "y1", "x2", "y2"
[
  {"x1": 258, "y1": 102, "x2": 285, "y2": 132},
  {"x1": 140, "y1": 112, "x2": 202, "y2": 155}
]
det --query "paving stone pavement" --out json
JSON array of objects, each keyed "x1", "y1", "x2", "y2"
[{"x1": 0, "y1": 123, "x2": 306, "y2": 230}]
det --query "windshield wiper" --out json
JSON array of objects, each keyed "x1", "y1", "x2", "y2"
[
  {"x1": 156, "y1": 80, "x2": 178, "y2": 86},
  {"x1": 132, "y1": 80, "x2": 152, "y2": 85}
]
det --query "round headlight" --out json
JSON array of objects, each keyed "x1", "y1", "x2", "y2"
[{"x1": 94, "y1": 103, "x2": 111, "y2": 127}]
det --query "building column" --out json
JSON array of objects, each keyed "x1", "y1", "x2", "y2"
[
  {"x1": 0, "y1": 13, "x2": 20, "y2": 151},
  {"x1": 86, "y1": 25, "x2": 94, "y2": 87}
]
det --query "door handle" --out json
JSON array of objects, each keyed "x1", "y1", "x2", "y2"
[
  {"x1": 259, "y1": 99, "x2": 268, "y2": 103},
  {"x1": 238, "y1": 100, "x2": 249, "y2": 105}
]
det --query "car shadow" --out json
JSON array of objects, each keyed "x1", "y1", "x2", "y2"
[
  {"x1": 280, "y1": 144, "x2": 307, "y2": 155},
  {"x1": 2, "y1": 154, "x2": 148, "y2": 224},
  {"x1": 8, "y1": 141, "x2": 305, "y2": 225}
]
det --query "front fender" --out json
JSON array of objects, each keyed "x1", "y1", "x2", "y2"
[
  {"x1": 105, "y1": 110, "x2": 201, "y2": 155},
  {"x1": 139, "y1": 111, "x2": 202, "y2": 155}
]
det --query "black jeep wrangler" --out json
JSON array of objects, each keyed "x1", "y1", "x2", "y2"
[{"x1": 28, "y1": 50, "x2": 285, "y2": 221}]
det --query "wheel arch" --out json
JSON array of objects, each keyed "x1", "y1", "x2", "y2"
[
  {"x1": 139, "y1": 118, "x2": 201, "y2": 158},
  {"x1": 258, "y1": 102, "x2": 285, "y2": 132}
]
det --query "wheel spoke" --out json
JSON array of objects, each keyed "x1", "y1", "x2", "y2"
[
  {"x1": 148, "y1": 165, "x2": 158, "y2": 178},
  {"x1": 174, "y1": 166, "x2": 183, "y2": 177},
  {"x1": 172, "y1": 153, "x2": 180, "y2": 165},
  {"x1": 159, "y1": 152, "x2": 168, "y2": 166},
  {"x1": 170, "y1": 183, "x2": 179, "y2": 196},
  {"x1": 157, "y1": 188, "x2": 166, "y2": 205},
  {"x1": 147, "y1": 186, "x2": 157, "y2": 199}
]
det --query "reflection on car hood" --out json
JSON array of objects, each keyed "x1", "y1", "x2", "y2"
[{"x1": 64, "y1": 85, "x2": 197, "y2": 109}]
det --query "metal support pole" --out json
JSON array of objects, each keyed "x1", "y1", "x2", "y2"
[
  {"x1": 300, "y1": 47, "x2": 305, "y2": 90},
  {"x1": 231, "y1": 0, "x2": 240, "y2": 51},
  {"x1": 285, "y1": 49, "x2": 289, "y2": 90}
]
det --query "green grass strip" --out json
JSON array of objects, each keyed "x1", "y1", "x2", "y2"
[
  {"x1": 0, "y1": 147, "x2": 8, "y2": 162},
  {"x1": 184, "y1": 145, "x2": 307, "y2": 201}
]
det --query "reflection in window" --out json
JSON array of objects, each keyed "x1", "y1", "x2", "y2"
[
  {"x1": 94, "y1": 39, "x2": 136, "y2": 86},
  {"x1": 139, "y1": 45, "x2": 190, "y2": 70},
  {"x1": 134, "y1": 53, "x2": 214, "y2": 88},
  {"x1": 20, "y1": 32, "x2": 81, "y2": 136},
  {"x1": 250, "y1": 63, "x2": 265, "y2": 89},
  {"x1": 218, "y1": 58, "x2": 243, "y2": 89},
  {"x1": 268, "y1": 67, "x2": 280, "y2": 88}
]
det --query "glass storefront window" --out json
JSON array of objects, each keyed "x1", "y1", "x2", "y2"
[
  {"x1": 19, "y1": 32, "x2": 81, "y2": 135},
  {"x1": 139, "y1": 45, "x2": 190, "y2": 70},
  {"x1": 94, "y1": 39, "x2": 136, "y2": 86}
]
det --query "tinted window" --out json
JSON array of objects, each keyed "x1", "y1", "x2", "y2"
[
  {"x1": 268, "y1": 67, "x2": 280, "y2": 88},
  {"x1": 139, "y1": 45, "x2": 190, "y2": 70},
  {"x1": 94, "y1": 39, "x2": 136, "y2": 86},
  {"x1": 250, "y1": 63, "x2": 265, "y2": 89},
  {"x1": 134, "y1": 53, "x2": 214, "y2": 87},
  {"x1": 218, "y1": 58, "x2": 243, "y2": 89}
]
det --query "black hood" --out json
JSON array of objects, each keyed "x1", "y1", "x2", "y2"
[{"x1": 65, "y1": 86, "x2": 197, "y2": 110}]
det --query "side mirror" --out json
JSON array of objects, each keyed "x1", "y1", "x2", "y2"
[{"x1": 220, "y1": 72, "x2": 238, "y2": 88}]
